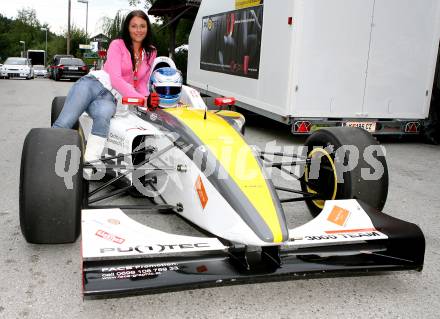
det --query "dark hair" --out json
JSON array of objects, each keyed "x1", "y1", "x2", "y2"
[{"x1": 121, "y1": 10, "x2": 155, "y2": 70}]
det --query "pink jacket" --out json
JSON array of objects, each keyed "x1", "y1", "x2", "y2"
[{"x1": 103, "y1": 39, "x2": 157, "y2": 99}]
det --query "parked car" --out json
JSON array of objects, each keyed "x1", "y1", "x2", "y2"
[
  {"x1": 53, "y1": 58, "x2": 89, "y2": 81},
  {"x1": 47, "y1": 65, "x2": 52, "y2": 79},
  {"x1": 0, "y1": 57, "x2": 34, "y2": 79},
  {"x1": 49, "y1": 54, "x2": 73, "y2": 79},
  {"x1": 33, "y1": 65, "x2": 48, "y2": 78}
]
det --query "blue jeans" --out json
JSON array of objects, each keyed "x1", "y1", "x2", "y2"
[{"x1": 52, "y1": 76, "x2": 116, "y2": 137}]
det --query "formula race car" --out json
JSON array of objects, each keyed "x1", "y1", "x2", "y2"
[{"x1": 19, "y1": 60, "x2": 425, "y2": 298}]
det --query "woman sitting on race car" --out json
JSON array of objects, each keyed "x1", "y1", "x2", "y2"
[{"x1": 52, "y1": 10, "x2": 159, "y2": 163}]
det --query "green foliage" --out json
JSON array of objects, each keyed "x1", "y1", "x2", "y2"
[
  {"x1": 16, "y1": 8, "x2": 39, "y2": 27},
  {"x1": 68, "y1": 26, "x2": 88, "y2": 58},
  {"x1": 152, "y1": 18, "x2": 192, "y2": 82},
  {"x1": 0, "y1": 8, "x2": 92, "y2": 64},
  {"x1": 128, "y1": 0, "x2": 153, "y2": 9},
  {"x1": 174, "y1": 48, "x2": 188, "y2": 83},
  {"x1": 101, "y1": 11, "x2": 127, "y2": 40},
  {"x1": 0, "y1": 10, "x2": 68, "y2": 64}
]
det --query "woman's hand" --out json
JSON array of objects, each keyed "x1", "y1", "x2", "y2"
[{"x1": 146, "y1": 92, "x2": 160, "y2": 109}]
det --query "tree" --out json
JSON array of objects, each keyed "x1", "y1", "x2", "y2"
[
  {"x1": 0, "y1": 10, "x2": 68, "y2": 64},
  {"x1": 67, "y1": 26, "x2": 88, "y2": 58},
  {"x1": 17, "y1": 7, "x2": 39, "y2": 28},
  {"x1": 128, "y1": 0, "x2": 154, "y2": 8},
  {"x1": 101, "y1": 11, "x2": 127, "y2": 40}
]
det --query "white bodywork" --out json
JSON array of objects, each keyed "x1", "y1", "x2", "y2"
[
  {"x1": 188, "y1": 0, "x2": 440, "y2": 120},
  {"x1": 81, "y1": 116, "x2": 274, "y2": 245},
  {"x1": 80, "y1": 87, "x2": 271, "y2": 246},
  {"x1": 80, "y1": 84, "x2": 389, "y2": 247},
  {"x1": 82, "y1": 199, "x2": 387, "y2": 257},
  {"x1": 82, "y1": 208, "x2": 227, "y2": 260},
  {"x1": 286, "y1": 199, "x2": 387, "y2": 248}
]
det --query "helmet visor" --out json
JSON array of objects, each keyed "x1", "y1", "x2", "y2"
[{"x1": 155, "y1": 86, "x2": 181, "y2": 96}]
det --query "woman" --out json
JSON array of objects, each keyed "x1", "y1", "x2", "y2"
[{"x1": 52, "y1": 10, "x2": 158, "y2": 163}]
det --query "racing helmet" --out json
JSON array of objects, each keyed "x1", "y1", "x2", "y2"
[
  {"x1": 150, "y1": 56, "x2": 176, "y2": 73},
  {"x1": 150, "y1": 67, "x2": 183, "y2": 108}
]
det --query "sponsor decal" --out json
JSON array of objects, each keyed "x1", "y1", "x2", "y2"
[
  {"x1": 150, "y1": 113, "x2": 158, "y2": 121},
  {"x1": 201, "y1": 6, "x2": 263, "y2": 79},
  {"x1": 327, "y1": 206, "x2": 351, "y2": 227},
  {"x1": 100, "y1": 242, "x2": 211, "y2": 254},
  {"x1": 207, "y1": 18, "x2": 215, "y2": 31},
  {"x1": 236, "y1": 0, "x2": 263, "y2": 9},
  {"x1": 107, "y1": 219, "x2": 120, "y2": 225},
  {"x1": 107, "y1": 132, "x2": 126, "y2": 147},
  {"x1": 304, "y1": 231, "x2": 383, "y2": 241},
  {"x1": 195, "y1": 175, "x2": 208, "y2": 209},
  {"x1": 95, "y1": 230, "x2": 125, "y2": 244},
  {"x1": 325, "y1": 228, "x2": 377, "y2": 234},
  {"x1": 100, "y1": 262, "x2": 180, "y2": 280},
  {"x1": 92, "y1": 219, "x2": 104, "y2": 226},
  {"x1": 196, "y1": 265, "x2": 208, "y2": 273},
  {"x1": 126, "y1": 126, "x2": 148, "y2": 132}
]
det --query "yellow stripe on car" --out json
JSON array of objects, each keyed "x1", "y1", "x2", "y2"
[{"x1": 164, "y1": 108, "x2": 283, "y2": 243}]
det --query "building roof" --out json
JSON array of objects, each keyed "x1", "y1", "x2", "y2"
[
  {"x1": 148, "y1": 0, "x2": 201, "y2": 19},
  {"x1": 89, "y1": 33, "x2": 110, "y2": 43}
]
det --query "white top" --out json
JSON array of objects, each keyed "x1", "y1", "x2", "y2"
[{"x1": 88, "y1": 70, "x2": 122, "y2": 101}]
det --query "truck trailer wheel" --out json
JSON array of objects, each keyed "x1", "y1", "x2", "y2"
[
  {"x1": 300, "y1": 127, "x2": 388, "y2": 217},
  {"x1": 51, "y1": 96, "x2": 79, "y2": 130},
  {"x1": 19, "y1": 128, "x2": 83, "y2": 244}
]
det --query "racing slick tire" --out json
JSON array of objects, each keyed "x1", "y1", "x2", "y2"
[
  {"x1": 51, "y1": 96, "x2": 79, "y2": 130},
  {"x1": 19, "y1": 128, "x2": 83, "y2": 244},
  {"x1": 300, "y1": 127, "x2": 388, "y2": 217}
]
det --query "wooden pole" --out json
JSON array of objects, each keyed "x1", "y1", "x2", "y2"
[{"x1": 67, "y1": 0, "x2": 71, "y2": 54}]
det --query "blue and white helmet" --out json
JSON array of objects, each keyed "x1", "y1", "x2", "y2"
[{"x1": 150, "y1": 67, "x2": 183, "y2": 108}]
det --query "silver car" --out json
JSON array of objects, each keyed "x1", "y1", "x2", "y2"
[
  {"x1": 33, "y1": 65, "x2": 48, "y2": 78},
  {"x1": 0, "y1": 57, "x2": 34, "y2": 79}
]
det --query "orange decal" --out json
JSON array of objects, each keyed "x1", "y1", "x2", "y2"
[
  {"x1": 196, "y1": 265, "x2": 208, "y2": 273},
  {"x1": 325, "y1": 228, "x2": 377, "y2": 234},
  {"x1": 327, "y1": 206, "x2": 351, "y2": 227},
  {"x1": 195, "y1": 176, "x2": 208, "y2": 209}
]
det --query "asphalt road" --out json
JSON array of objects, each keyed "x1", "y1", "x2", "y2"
[{"x1": 0, "y1": 78, "x2": 439, "y2": 319}]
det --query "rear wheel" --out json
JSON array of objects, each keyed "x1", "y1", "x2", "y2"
[
  {"x1": 300, "y1": 127, "x2": 388, "y2": 216},
  {"x1": 19, "y1": 128, "x2": 83, "y2": 243}
]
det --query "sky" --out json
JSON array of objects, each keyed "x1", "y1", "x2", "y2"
[{"x1": 0, "y1": 0, "x2": 148, "y2": 36}]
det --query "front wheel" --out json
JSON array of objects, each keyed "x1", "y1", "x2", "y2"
[
  {"x1": 300, "y1": 127, "x2": 388, "y2": 216},
  {"x1": 19, "y1": 128, "x2": 83, "y2": 243}
]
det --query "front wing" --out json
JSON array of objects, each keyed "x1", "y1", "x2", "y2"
[{"x1": 82, "y1": 200, "x2": 425, "y2": 298}]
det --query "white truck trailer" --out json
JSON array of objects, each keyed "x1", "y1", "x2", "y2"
[
  {"x1": 187, "y1": 0, "x2": 440, "y2": 135},
  {"x1": 27, "y1": 50, "x2": 46, "y2": 67}
]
